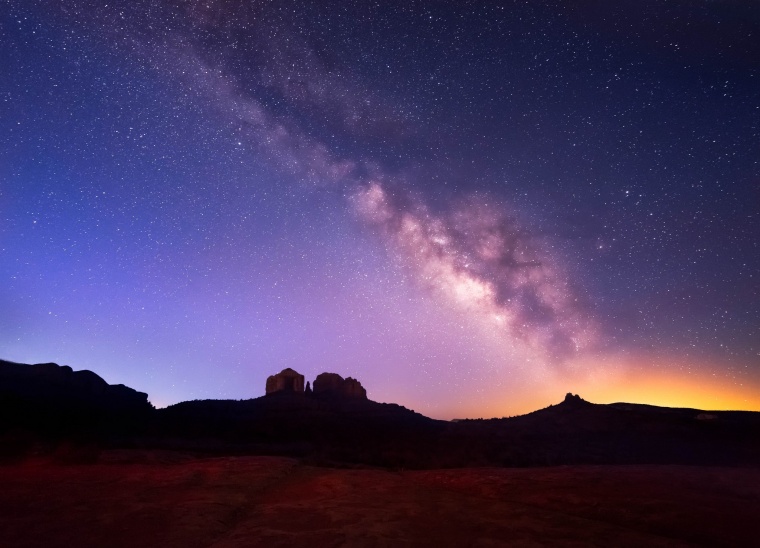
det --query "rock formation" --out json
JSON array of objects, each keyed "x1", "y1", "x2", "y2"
[
  {"x1": 265, "y1": 368, "x2": 305, "y2": 394},
  {"x1": 562, "y1": 393, "x2": 591, "y2": 406},
  {"x1": 263, "y1": 369, "x2": 367, "y2": 398},
  {"x1": 0, "y1": 359, "x2": 151, "y2": 412},
  {"x1": 313, "y1": 372, "x2": 367, "y2": 399},
  {"x1": 341, "y1": 377, "x2": 367, "y2": 398},
  {"x1": 312, "y1": 372, "x2": 343, "y2": 393}
]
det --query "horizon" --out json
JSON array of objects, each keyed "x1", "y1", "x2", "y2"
[
  {"x1": 2, "y1": 1, "x2": 758, "y2": 421},
  {"x1": 3, "y1": 356, "x2": 759, "y2": 421}
]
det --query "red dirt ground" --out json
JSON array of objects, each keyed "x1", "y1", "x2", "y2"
[{"x1": 0, "y1": 453, "x2": 758, "y2": 547}]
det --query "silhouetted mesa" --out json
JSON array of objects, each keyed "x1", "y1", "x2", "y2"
[
  {"x1": 313, "y1": 372, "x2": 367, "y2": 399},
  {"x1": 265, "y1": 368, "x2": 305, "y2": 394},
  {"x1": 265, "y1": 369, "x2": 367, "y2": 399},
  {"x1": 0, "y1": 359, "x2": 150, "y2": 413},
  {"x1": 0, "y1": 359, "x2": 153, "y2": 457}
]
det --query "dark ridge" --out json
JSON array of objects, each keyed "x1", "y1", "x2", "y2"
[
  {"x1": 0, "y1": 359, "x2": 155, "y2": 461},
  {"x1": 0, "y1": 359, "x2": 151, "y2": 410},
  {"x1": 2, "y1": 358, "x2": 760, "y2": 468}
]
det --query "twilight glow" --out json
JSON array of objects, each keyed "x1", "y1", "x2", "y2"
[{"x1": 1, "y1": 1, "x2": 758, "y2": 418}]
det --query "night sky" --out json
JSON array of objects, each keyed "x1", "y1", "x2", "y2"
[{"x1": 2, "y1": 0, "x2": 758, "y2": 418}]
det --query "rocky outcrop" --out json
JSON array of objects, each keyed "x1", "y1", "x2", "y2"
[
  {"x1": 263, "y1": 369, "x2": 366, "y2": 398},
  {"x1": 561, "y1": 393, "x2": 592, "y2": 409},
  {"x1": 313, "y1": 372, "x2": 367, "y2": 399},
  {"x1": 342, "y1": 377, "x2": 367, "y2": 398},
  {"x1": 312, "y1": 373, "x2": 343, "y2": 393},
  {"x1": 0, "y1": 359, "x2": 151, "y2": 412},
  {"x1": 265, "y1": 368, "x2": 305, "y2": 394}
]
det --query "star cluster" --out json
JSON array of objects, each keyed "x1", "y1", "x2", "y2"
[{"x1": 1, "y1": 0, "x2": 758, "y2": 417}]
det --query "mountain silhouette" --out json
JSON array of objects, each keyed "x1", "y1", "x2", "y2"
[{"x1": 2, "y1": 359, "x2": 759, "y2": 468}]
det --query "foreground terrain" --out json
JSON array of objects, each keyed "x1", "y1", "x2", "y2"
[{"x1": 1, "y1": 454, "x2": 759, "y2": 547}]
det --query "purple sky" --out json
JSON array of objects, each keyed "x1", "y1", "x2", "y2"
[{"x1": 2, "y1": 1, "x2": 759, "y2": 417}]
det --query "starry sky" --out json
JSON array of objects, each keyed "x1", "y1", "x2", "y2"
[{"x1": 2, "y1": 0, "x2": 759, "y2": 418}]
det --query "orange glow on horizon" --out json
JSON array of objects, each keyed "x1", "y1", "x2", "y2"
[
  {"x1": 436, "y1": 354, "x2": 760, "y2": 421},
  {"x1": 577, "y1": 369, "x2": 760, "y2": 412},
  {"x1": 558, "y1": 355, "x2": 760, "y2": 415}
]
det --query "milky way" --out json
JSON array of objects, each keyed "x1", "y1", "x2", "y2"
[
  {"x1": 2, "y1": 0, "x2": 759, "y2": 416},
  {"x1": 160, "y1": 35, "x2": 598, "y2": 365},
  {"x1": 353, "y1": 182, "x2": 597, "y2": 361}
]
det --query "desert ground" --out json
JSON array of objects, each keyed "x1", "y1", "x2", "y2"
[{"x1": 1, "y1": 454, "x2": 758, "y2": 547}]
